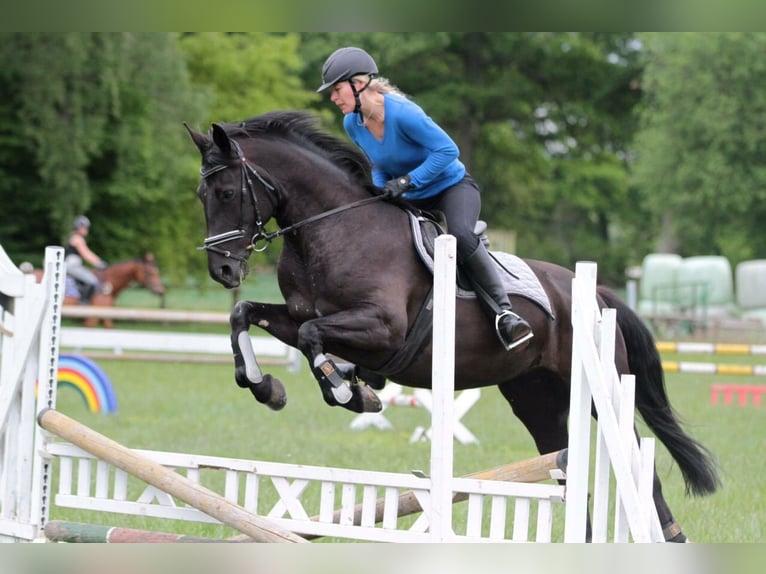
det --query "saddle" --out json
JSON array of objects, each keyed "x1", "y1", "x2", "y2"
[
  {"x1": 408, "y1": 210, "x2": 554, "y2": 318},
  {"x1": 66, "y1": 276, "x2": 111, "y2": 302},
  {"x1": 375, "y1": 210, "x2": 554, "y2": 377}
]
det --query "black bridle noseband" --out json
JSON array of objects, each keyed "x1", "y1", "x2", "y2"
[{"x1": 197, "y1": 137, "x2": 386, "y2": 263}]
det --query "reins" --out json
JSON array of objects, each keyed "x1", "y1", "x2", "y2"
[
  {"x1": 198, "y1": 138, "x2": 387, "y2": 261},
  {"x1": 260, "y1": 194, "x2": 385, "y2": 243}
]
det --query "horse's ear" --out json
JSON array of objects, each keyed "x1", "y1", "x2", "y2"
[
  {"x1": 211, "y1": 123, "x2": 232, "y2": 156},
  {"x1": 184, "y1": 122, "x2": 207, "y2": 156}
]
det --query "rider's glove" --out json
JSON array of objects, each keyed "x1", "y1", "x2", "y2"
[
  {"x1": 383, "y1": 175, "x2": 413, "y2": 199},
  {"x1": 96, "y1": 260, "x2": 108, "y2": 270}
]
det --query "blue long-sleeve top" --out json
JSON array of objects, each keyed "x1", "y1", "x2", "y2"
[{"x1": 343, "y1": 93, "x2": 466, "y2": 200}]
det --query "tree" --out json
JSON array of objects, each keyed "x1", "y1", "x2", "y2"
[
  {"x1": 0, "y1": 33, "x2": 122, "y2": 261},
  {"x1": 178, "y1": 33, "x2": 316, "y2": 126},
  {"x1": 0, "y1": 33, "x2": 207, "y2": 280},
  {"x1": 632, "y1": 33, "x2": 766, "y2": 264}
]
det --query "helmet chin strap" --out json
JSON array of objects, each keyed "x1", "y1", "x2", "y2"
[{"x1": 350, "y1": 76, "x2": 374, "y2": 115}]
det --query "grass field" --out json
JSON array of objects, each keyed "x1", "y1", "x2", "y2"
[{"x1": 46, "y1": 276, "x2": 766, "y2": 543}]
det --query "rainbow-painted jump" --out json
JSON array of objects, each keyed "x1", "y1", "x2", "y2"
[{"x1": 57, "y1": 354, "x2": 118, "y2": 414}]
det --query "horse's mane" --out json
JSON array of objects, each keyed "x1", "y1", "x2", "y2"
[{"x1": 220, "y1": 111, "x2": 374, "y2": 188}]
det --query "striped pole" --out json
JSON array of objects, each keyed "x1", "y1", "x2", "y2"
[
  {"x1": 662, "y1": 361, "x2": 766, "y2": 376},
  {"x1": 44, "y1": 521, "x2": 248, "y2": 543},
  {"x1": 657, "y1": 341, "x2": 766, "y2": 356}
]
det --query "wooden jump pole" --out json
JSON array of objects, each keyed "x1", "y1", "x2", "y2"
[
  {"x1": 37, "y1": 408, "x2": 307, "y2": 543},
  {"x1": 44, "y1": 520, "x2": 244, "y2": 543}
]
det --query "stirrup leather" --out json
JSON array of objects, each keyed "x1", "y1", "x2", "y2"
[{"x1": 495, "y1": 310, "x2": 534, "y2": 351}]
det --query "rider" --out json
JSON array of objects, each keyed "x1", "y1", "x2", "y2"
[
  {"x1": 64, "y1": 215, "x2": 107, "y2": 303},
  {"x1": 317, "y1": 46, "x2": 533, "y2": 350}
]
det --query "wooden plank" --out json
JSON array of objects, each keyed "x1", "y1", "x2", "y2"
[{"x1": 38, "y1": 408, "x2": 307, "y2": 543}]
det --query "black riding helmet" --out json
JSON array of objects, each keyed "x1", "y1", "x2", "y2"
[
  {"x1": 318, "y1": 47, "x2": 378, "y2": 116},
  {"x1": 316, "y1": 47, "x2": 379, "y2": 93}
]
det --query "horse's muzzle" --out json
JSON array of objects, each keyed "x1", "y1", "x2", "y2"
[{"x1": 211, "y1": 259, "x2": 249, "y2": 289}]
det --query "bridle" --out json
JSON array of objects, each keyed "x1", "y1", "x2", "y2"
[
  {"x1": 197, "y1": 139, "x2": 277, "y2": 261},
  {"x1": 197, "y1": 137, "x2": 387, "y2": 263}
]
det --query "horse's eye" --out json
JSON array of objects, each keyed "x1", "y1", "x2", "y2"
[{"x1": 215, "y1": 188, "x2": 237, "y2": 202}]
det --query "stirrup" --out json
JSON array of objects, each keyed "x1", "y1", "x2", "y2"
[{"x1": 495, "y1": 310, "x2": 534, "y2": 351}]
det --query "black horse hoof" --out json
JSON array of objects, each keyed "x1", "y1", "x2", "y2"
[
  {"x1": 246, "y1": 374, "x2": 287, "y2": 411},
  {"x1": 354, "y1": 384, "x2": 382, "y2": 413}
]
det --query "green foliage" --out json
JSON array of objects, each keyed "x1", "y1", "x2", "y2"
[
  {"x1": 178, "y1": 32, "x2": 316, "y2": 270},
  {"x1": 0, "y1": 33, "x2": 207, "y2": 280},
  {"x1": 632, "y1": 33, "x2": 766, "y2": 264},
  {"x1": 8, "y1": 33, "x2": 762, "y2": 286},
  {"x1": 178, "y1": 32, "x2": 317, "y2": 126}
]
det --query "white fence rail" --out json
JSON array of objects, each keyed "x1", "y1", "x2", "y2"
[{"x1": 60, "y1": 327, "x2": 301, "y2": 371}]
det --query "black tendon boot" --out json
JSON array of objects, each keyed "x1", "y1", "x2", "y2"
[{"x1": 462, "y1": 243, "x2": 533, "y2": 350}]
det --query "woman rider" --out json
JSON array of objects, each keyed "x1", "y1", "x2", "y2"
[
  {"x1": 64, "y1": 215, "x2": 107, "y2": 303},
  {"x1": 317, "y1": 47, "x2": 533, "y2": 350}
]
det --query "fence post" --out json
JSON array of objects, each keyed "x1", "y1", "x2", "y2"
[{"x1": 429, "y1": 235, "x2": 457, "y2": 541}]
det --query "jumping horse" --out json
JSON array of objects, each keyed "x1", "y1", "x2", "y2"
[
  {"x1": 186, "y1": 110, "x2": 719, "y2": 542},
  {"x1": 32, "y1": 253, "x2": 166, "y2": 328}
]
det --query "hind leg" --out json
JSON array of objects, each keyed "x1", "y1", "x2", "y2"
[
  {"x1": 498, "y1": 371, "x2": 593, "y2": 540},
  {"x1": 500, "y1": 372, "x2": 688, "y2": 542},
  {"x1": 651, "y1": 470, "x2": 688, "y2": 542},
  {"x1": 498, "y1": 372, "x2": 571, "y2": 456}
]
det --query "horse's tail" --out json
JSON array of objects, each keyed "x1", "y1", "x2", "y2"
[{"x1": 597, "y1": 287, "x2": 721, "y2": 497}]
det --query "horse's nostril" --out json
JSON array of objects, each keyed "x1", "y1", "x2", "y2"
[{"x1": 216, "y1": 264, "x2": 241, "y2": 288}]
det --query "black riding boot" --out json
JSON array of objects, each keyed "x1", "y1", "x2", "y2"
[
  {"x1": 80, "y1": 282, "x2": 96, "y2": 304},
  {"x1": 462, "y1": 243, "x2": 534, "y2": 350}
]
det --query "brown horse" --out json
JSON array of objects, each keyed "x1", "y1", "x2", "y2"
[
  {"x1": 185, "y1": 110, "x2": 719, "y2": 542},
  {"x1": 32, "y1": 253, "x2": 166, "y2": 328}
]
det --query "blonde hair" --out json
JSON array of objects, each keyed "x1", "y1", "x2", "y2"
[{"x1": 352, "y1": 74, "x2": 407, "y2": 98}]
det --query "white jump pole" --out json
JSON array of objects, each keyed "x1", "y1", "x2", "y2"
[{"x1": 429, "y1": 234, "x2": 457, "y2": 541}]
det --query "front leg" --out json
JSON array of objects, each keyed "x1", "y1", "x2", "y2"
[
  {"x1": 298, "y1": 306, "x2": 406, "y2": 414},
  {"x1": 230, "y1": 300, "x2": 300, "y2": 411}
]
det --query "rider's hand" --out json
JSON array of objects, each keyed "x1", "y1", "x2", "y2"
[
  {"x1": 96, "y1": 260, "x2": 108, "y2": 270},
  {"x1": 383, "y1": 175, "x2": 413, "y2": 199}
]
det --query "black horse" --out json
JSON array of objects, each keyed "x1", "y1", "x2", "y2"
[{"x1": 185, "y1": 110, "x2": 719, "y2": 542}]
